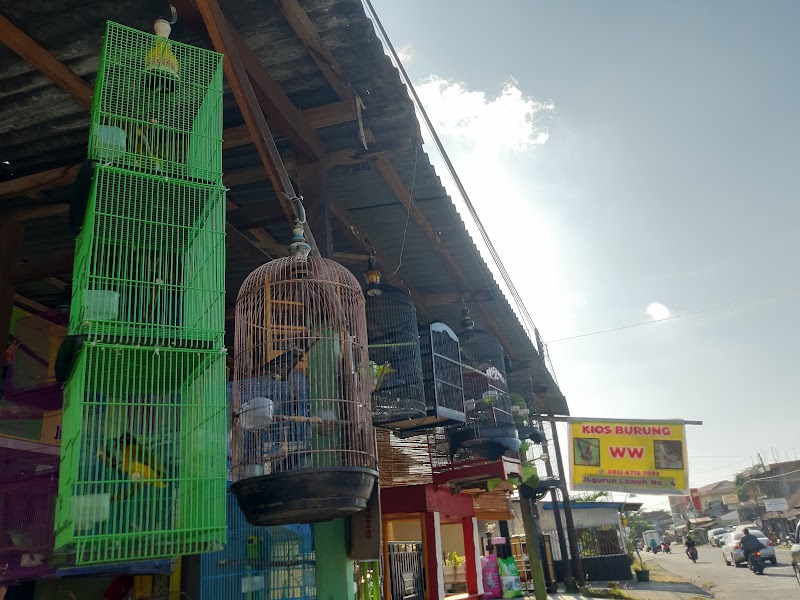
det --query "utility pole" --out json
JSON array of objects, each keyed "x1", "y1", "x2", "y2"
[
  {"x1": 518, "y1": 495, "x2": 548, "y2": 600},
  {"x1": 537, "y1": 416, "x2": 573, "y2": 588},
  {"x1": 548, "y1": 416, "x2": 585, "y2": 587}
]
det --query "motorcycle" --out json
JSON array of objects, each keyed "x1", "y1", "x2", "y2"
[
  {"x1": 687, "y1": 546, "x2": 698, "y2": 563},
  {"x1": 748, "y1": 550, "x2": 766, "y2": 575}
]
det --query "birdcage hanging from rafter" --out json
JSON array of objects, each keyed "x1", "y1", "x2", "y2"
[
  {"x1": 395, "y1": 321, "x2": 466, "y2": 435},
  {"x1": 88, "y1": 21, "x2": 223, "y2": 184},
  {"x1": 232, "y1": 255, "x2": 378, "y2": 526},
  {"x1": 363, "y1": 261, "x2": 426, "y2": 430},
  {"x1": 451, "y1": 308, "x2": 520, "y2": 461}
]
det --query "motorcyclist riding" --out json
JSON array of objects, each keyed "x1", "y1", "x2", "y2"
[
  {"x1": 740, "y1": 528, "x2": 765, "y2": 564},
  {"x1": 684, "y1": 534, "x2": 696, "y2": 557}
]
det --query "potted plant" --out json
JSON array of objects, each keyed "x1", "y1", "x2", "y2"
[{"x1": 632, "y1": 543, "x2": 649, "y2": 582}]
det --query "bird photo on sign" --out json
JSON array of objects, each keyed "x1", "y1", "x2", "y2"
[{"x1": 574, "y1": 438, "x2": 600, "y2": 467}]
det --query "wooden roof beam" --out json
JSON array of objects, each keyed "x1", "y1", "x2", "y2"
[
  {"x1": 272, "y1": 0, "x2": 354, "y2": 101},
  {"x1": 0, "y1": 13, "x2": 92, "y2": 107}
]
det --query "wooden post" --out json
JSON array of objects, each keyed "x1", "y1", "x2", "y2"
[
  {"x1": 0, "y1": 221, "x2": 25, "y2": 374},
  {"x1": 518, "y1": 496, "x2": 548, "y2": 600},
  {"x1": 461, "y1": 516, "x2": 483, "y2": 596},
  {"x1": 422, "y1": 511, "x2": 444, "y2": 600},
  {"x1": 549, "y1": 416, "x2": 585, "y2": 586}
]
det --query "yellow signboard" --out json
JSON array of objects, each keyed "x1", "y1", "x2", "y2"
[{"x1": 569, "y1": 418, "x2": 688, "y2": 495}]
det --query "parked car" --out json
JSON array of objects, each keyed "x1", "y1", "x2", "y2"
[
  {"x1": 791, "y1": 521, "x2": 800, "y2": 586},
  {"x1": 709, "y1": 528, "x2": 727, "y2": 547},
  {"x1": 721, "y1": 529, "x2": 776, "y2": 567}
]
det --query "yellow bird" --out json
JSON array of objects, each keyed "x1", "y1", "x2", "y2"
[
  {"x1": 371, "y1": 361, "x2": 395, "y2": 393},
  {"x1": 99, "y1": 433, "x2": 167, "y2": 489}
]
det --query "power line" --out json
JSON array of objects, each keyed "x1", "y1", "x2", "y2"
[{"x1": 547, "y1": 286, "x2": 800, "y2": 343}]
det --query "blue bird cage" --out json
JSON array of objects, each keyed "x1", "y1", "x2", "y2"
[{"x1": 200, "y1": 492, "x2": 316, "y2": 600}]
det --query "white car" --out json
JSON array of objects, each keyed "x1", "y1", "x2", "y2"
[
  {"x1": 721, "y1": 529, "x2": 777, "y2": 567},
  {"x1": 709, "y1": 527, "x2": 727, "y2": 547}
]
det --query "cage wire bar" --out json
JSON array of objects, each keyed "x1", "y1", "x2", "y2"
[
  {"x1": 452, "y1": 309, "x2": 519, "y2": 461},
  {"x1": 364, "y1": 279, "x2": 426, "y2": 430},
  {"x1": 398, "y1": 322, "x2": 466, "y2": 435},
  {"x1": 57, "y1": 20, "x2": 227, "y2": 564},
  {"x1": 0, "y1": 447, "x2": 59, "y2": 584},
  {"x1": 88, "y1": 21, "x2": 224, "y2": 184},
  {"x1": 200, "y1": 492, "x2": 315, "y2": 600},
  {"x1": 232, "y1": 256, "x2": 378, "y2": 526}
]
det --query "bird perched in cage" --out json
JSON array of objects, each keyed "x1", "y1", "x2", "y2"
[
  {"x1": 261, "y1": 346, "x2": 306, "y2": 381},
  {"x1": 246, "y1": 534, "x2": 264, "y2": 564},
  {"x1": 369, "y1": 361, "x2": 395, "y2": 392},
  {"x1": 98, "y1": 433, "x2": 167, "y2": 488}
]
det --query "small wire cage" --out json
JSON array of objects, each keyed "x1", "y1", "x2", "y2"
[
  {"x1": 55, "y1": 343, "x2": 227, "y2": 564},
  {"x1": 412, "y1": 322, "x2": 466, "y2": 432},
  {"x1": 364, "y1": 283, "x2": 426, "y2": 430},
  {"x1": 453, "y1": 315, "x2": 519, "y2": 461},
  {"x1": 70, "y1": 166, "x2": 226, "y2": 347},
  {"x1": 232, "y1": 256, "x2": 378, "y2": 526},
  {"x1": 88, "y1": 21, "x2": 224, "y2": 184},
  {"x1": 4, "y1": 311, "x2": 67, "y2": 409},
  {"x1": 200, "y1": 492, "x2": 316, "y2": 600},
  {"x1": 0, "y1": 447, "x2": 59, "y2": 584}
]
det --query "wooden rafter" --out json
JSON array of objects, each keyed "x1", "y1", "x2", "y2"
[
  {"x1": 196, "y1": 0, "x2": 313, "y2": 234},
  {"x1": 0, "y1": 13, "x2": 92, "y2": 107}
]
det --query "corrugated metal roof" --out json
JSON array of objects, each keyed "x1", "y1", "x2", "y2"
[{"x1": 0, "y1": 0, "x2": 567, "y2": 414}]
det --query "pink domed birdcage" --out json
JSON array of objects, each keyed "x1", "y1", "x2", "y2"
[{"x1": 231, "y1": 255, "x2": 378, "y2": 526}]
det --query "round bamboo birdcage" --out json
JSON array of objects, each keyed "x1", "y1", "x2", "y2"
[
  {"x1": 365, "y1": 281, "x2": 426, "y2": 429},
  {"x1": 453, "y1": 309, "x2": 520, "y2": 460},
  {"x1": 232, "y1": 255, "x2": 378, "y2": 526}
]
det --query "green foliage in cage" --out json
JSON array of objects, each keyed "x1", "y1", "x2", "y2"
[
  {"x1": 88, "y1": 21, "x2": 224, "y2": 183},
  {"x1": 55, "y1": 343, "x2": 227, "y2": 564}
]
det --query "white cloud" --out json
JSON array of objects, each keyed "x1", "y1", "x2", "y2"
[
  {"x1": 646, "y1": 302, "x2": 671, "y2": 321},
  {"x1": 411, "y1": 77, "x2": 583, "y2": 337},
  {"x1": 395, "y1": 42, "x2": 415, "y2": 64}
]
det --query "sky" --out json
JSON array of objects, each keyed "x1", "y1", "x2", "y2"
[{"x1": 369, "y1": 0, "x2": 800, "y2": 511}]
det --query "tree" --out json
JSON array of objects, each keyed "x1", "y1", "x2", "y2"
[
  {"x1": 628, "y1": 511, "x2": 651, "y2": 542},
  {"x1": 734, "y1": 471, "x2": 751, "y2": 502}
]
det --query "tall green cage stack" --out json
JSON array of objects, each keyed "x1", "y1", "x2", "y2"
[{"x1": 55, "y1": 21, "x2": 227, "y2": 564}]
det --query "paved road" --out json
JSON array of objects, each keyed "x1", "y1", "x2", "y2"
[{"x1": 646, "y1": 546, "x2": 798, "y2": 600}]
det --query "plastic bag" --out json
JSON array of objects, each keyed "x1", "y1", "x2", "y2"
[
  {"x1": 480, "y1": 554, "x2": 503, "y2": 599},
  {"x1": 497, "y1": 555, "x2": 523, "y2": 598}
]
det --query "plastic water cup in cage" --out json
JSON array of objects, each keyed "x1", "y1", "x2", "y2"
[
  {"x1": 241, "y1": 464, "x2": 265, "y2": 478},
  {"x1": 314, "y1": 408, "x2": 337, "y2": 433},
  {"x1": 72, "y1": 493, "x2": 111, "y2": 532},
  {"x1": 241, "y1": 575, "x2": 265, "y2": 594},
  {"x1": 83, "y1": 290, "x2": 120, "y2": 322},
  {"x1": 19, "y1": 554, "x2": 43, "y2": 568},
  {"x1": 239, "y1": 397, "x2": 273, "y2": 429},
  {"x1": 464, "y1": 398, "x2": 476, "y2": 411},
  {"x1": 482, "y1": 390, "x2": 499, "y2": 404},
  {"x1": 93, "y1": 125, "x2": 127, "y2": 160},
  {"x1": 304, "y1": 569, "x2": 316, "y2": 589}
]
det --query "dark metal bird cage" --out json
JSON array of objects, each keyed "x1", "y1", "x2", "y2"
[
  {"x1": 453, "y1": 311, "x2": 520, "y2": 461},
  {"x1": 0, "y1": 446, "x2": 59, "y2": 584},
  {"x1": 395, "y1": 322, "x2": 466, "y2": 435},
  {"x1": 364, "y1": 275, "x2": 426, "y2": 430},
  {"x1": 232, "y1": 256, "x2": 378, "y2": 526}
]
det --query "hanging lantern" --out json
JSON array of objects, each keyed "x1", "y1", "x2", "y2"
[
  {"x1": 364, "y1": 260, "x2": 426, "y2": 430},
  {"x1": 232, "y1": 242, "x2": 378, "y2": 526},
  {"x1": 452, "y1": 308, "x2": 520, "y2": 461}
]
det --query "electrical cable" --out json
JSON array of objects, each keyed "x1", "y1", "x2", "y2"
[
  {"x1": 362, "y1": 0, "x2": 543, "y2": 346},
  {"x1": 546, "y1": 286, "x2": 800, "y2": 343}
]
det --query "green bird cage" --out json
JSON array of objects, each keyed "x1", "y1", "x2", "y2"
[
  {"x1": 54, "y1": 343, "x2": 227, "y2": 564},
  {"x1": 88, "y1": 21, "x2": 224, "y2": 184},
  {"x1": 69, "y1": 165, "x2": 226, "y2": 348},
  {"x1": 57, "y1": 20, "x2": 227, "y2": 565}
]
